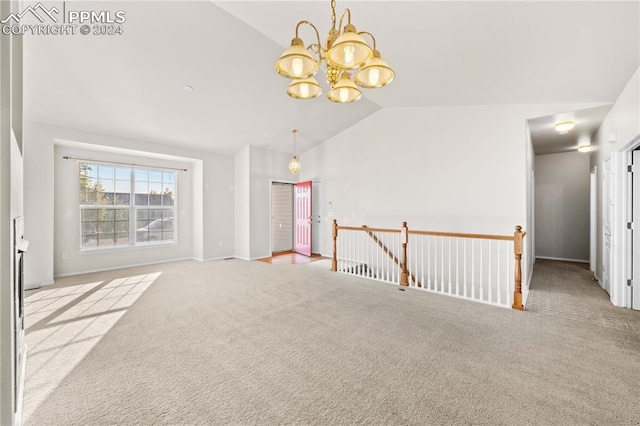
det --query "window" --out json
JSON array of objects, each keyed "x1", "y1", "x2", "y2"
[{"x1": 79, "y1": 162, "x2": 176, "y2": 249}]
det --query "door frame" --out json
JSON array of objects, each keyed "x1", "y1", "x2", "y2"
[
  {"x1": 269, "y1": 179, "x2": 297, "y2": 255},
  {"x1": 270, "y1": 181, "x2": 295, "y2": 254},
  {"x1": 620, "y1": 134, "x2": 640, "y2": 309},
  {"x1": 603, "y1": 157, "x2": 613, "y2": 295},
  {"x1": 311, "y1": 180, "x2": 323, "y2": 255},
  {"x1": 590, "y1": 166, "x2": 597, "y2": 273},
  {"x1": 606, "y1": 133, "x2": 640, "y2": 308},
  {"x1": 632, "y1": 149, "x2": 640, "y2": 309}
]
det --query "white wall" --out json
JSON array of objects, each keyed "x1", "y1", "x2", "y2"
[
  {"x1": 249, "y1": 146, "x2": 297, "y2": 259},
  {"x1": 233, "y1": 146, "x2": 299, "y2": 260},
  {"x1": 299, "y1": 104, "x2": 601, "y2": 290},
  {"x1": 234, "y1": 146, "x2": 250, "y2": 260},
  {"x1": 535, "y1": 151, "x2": 590, "y2": 262},
  {"x1": 23, "y1": 121, "x2": 235, "y2": 283},
  {"x1": 191, "y1": 160, "x2": 204, "y2": 261},
  {"x1": 202, "y1": 150, "x2": 235, "y2": 261},
  {"x1": 591, "y1": 66, "x2": 640, "y2": 305}
]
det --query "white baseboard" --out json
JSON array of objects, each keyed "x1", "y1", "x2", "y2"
[
  {"x1": 53, "y1": 257, "x2": 195, "y2": 278},
  {"x1": 536, "y1": 256, "x2": 589, "y2": 264},
  {"x1": 25, "y1": 280, "x2": 55, "y2": 290},
  {"x1": 232, "y1": 256, "x2": 252, "y2": 261},
  {"x1": 201, "y1": 256, "x2": 236, "y2": 262},
  {"x1": 228, "y1": 255, "x2": 274, "y2": 261}
]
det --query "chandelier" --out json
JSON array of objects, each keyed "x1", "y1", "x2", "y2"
[
  {"x1": 275, "y1": 0, "x2": 395, "y2": 103},
  {"x1": 288, "y1": 129, "x2": 301, "y2": 175}
]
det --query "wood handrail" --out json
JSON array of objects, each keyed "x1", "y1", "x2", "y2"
[
  {"x1": 338, "y1": 225, "x2": 516, "y2": 241},
  {"x1": 338, "y1": 225, "x2": 401, "y2": 233},
  {"x1": 408, "y1": 230, "x2": 514, "y2": 241}
]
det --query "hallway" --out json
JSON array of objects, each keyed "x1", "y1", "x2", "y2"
[{"x1": 527, "y1": 259, "x2": 640, "y2": 330}]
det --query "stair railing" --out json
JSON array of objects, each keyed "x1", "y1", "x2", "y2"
[{"x1": 331, "y1": 220, "x2": 525, "y2": 310}]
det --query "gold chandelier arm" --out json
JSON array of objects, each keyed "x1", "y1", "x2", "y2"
[
  {"x1": 358, "y1": 31, "x2": 377, "y2": 51},
  {"x1": 308, "y1": 43, "x2": 322, "y2": 55},
  {"x1": 295, "y1": 20, "x2": 325, "y2": 58},
  {"x1": 337, "y1": 8, "x2": 351, "y2": 32}
]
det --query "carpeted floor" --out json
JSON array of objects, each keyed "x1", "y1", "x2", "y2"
[{"x1": 22, "y1": 258, "x2": 640, "y2": 425}]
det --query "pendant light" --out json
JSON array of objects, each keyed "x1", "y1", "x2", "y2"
[{"x1": 289, "y1": 129, "x2": 301, "y2": 175}]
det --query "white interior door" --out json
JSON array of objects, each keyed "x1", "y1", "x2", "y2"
[
  {"x1": 603, "y1": 158, "x2": 613, "y2": 294},
  {"x1": 633, "y1": 150, "x2": 640, "y2": 309}
]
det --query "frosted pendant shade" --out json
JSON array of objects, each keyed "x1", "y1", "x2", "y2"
[
  {"x1": 289, "y1": 156, "x2": 301, "y2": 174},
  {"x1": 287, "y1": 77, "x2": 322, "y2": 99},
  {"x1": 275, "y1": 38, "x2": 319, "y2": 79},
  {"x1": 355, "y1": 51, "x2": 395, "y2": 88},
  {"x1": 327, "y1": 25, "x2": 373, "y2": 69},
  {"x1": 327, "y1": 73, "x2": 362, "y2": 103}
]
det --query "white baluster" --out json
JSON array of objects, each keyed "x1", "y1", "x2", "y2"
[
  {"x1": 488, "y1": 240, "x2": 492, "y2": 304},
  {"x1": 480, "y1": 240, "x2": 484, "y2": 302},
  {"x1": 448, "y1": 237, "x2": 452, "y2": 295},
  {"x1": 471, "y1": 240, "x2": 475, "y2": 300},
  {"x1": 455, "y1": 238, "x2": 460, "y2": 296},
  {"x1": 463, "y1": 239, "x2": 467, "y2": 298},
  {"x1": 440, "y1": 236, "x2": 445, "y2": 293},
  {"x1": 497, "y1": 241, "x2": 501, "y2": 305},
  {"x1": 421, "y1": 236, "x2": 425, "y2": 290}
]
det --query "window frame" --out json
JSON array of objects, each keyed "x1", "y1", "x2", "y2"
[{"x1": 78, "y1": 161, "x2": 178, "y2": 252}]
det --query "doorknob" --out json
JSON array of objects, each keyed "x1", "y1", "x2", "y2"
[{"x1": 308, "y1": 216, "x2": 312, "y2": 224}]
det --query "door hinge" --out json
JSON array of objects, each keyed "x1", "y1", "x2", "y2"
[
  {"x1": 627, "y1": 279, "x2": 633, "y2": 287},
  {"x1": 628, "y1": 165, "x2": 635, "y2": 173},
  {"x1": 628, "y1": 222, "x2": 634, "y2": 230}
]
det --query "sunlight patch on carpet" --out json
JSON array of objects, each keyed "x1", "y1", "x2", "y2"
[{"x1": 22, "y1": 272, "x2": 161, "y2": 424}]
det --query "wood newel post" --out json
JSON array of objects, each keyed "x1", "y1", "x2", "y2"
[
  {"x1": 400, "y1": 221, "x2": 409, "y2": 286},
  {"x1": 331, "y1": 219, "x2": 338, "y2": 272},
  {"x1": 512, "y1": 225, "x2": 525, "y2": 310}
]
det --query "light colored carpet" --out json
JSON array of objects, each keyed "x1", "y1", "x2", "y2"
[{"x1": 23, "y1": 258, "x2": 640, "y2": 425}]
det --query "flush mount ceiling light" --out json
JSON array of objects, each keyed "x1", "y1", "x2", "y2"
[
  {"x1": 288, "y1": 129, "x2": 301, "y2": 175},
  {"x1": 554, "y1": 121, "x2": 575, "y2": 134},
  {"x1": 274, "y1": 0, "x2": 395, "y2": 103},
  {"x1": 578, "y1": 145, "x2": 591, "y2": 153}
]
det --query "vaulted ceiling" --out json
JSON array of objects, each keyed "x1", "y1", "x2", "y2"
[{"x1": 23, "y1": 1, "x2": 640, "y2": 156}]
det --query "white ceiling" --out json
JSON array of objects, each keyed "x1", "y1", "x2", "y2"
[
  {"x1": 23, "y1": 1, "x2": 640, "y2": 156},
  {"x1": 528, "y1": 104, "x2": 613, "y2": 155}
]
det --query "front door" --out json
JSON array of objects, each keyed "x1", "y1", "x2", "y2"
[{"x1": 294, "y1": 181, "x2": 312, "y2": 256}]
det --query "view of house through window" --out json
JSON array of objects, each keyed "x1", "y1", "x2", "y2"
[{"x1": 79, "y1": 162, "x2": 176, "y2": 249}]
